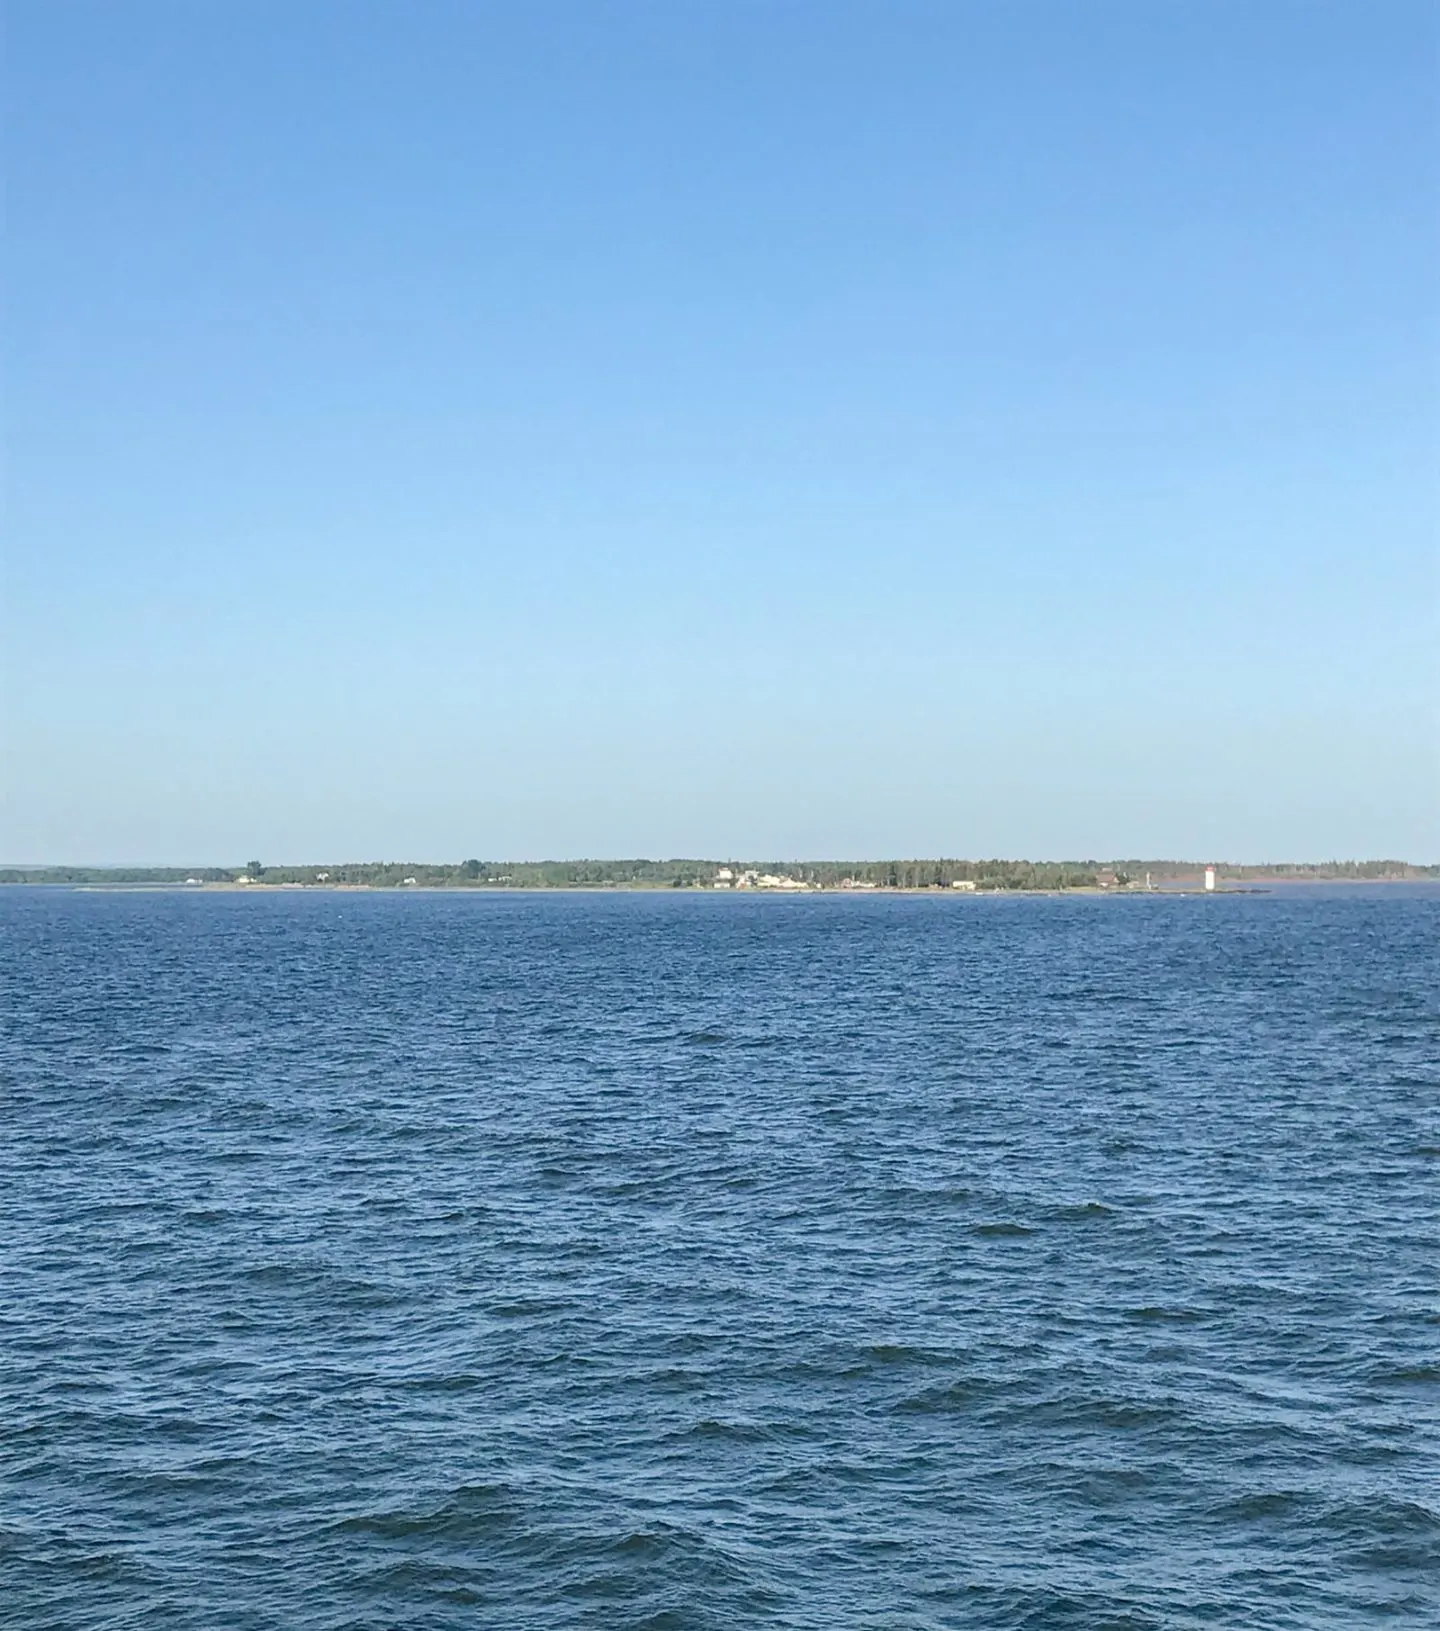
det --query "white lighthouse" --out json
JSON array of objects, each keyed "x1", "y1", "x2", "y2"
[{"x1": 1204, "y1": 865, "x2": 1217, "y2": 892}]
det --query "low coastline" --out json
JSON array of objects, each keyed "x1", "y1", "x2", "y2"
[
  {"x1": 5, "y1": 859, "x2": 1434, "y2": 895},
  {"x1": 16, "y1": 877, "x2": 1438, "y2": 899}
]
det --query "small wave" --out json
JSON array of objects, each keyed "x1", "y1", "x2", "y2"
[
  {"x1": 1208, "y1": 1489, "x2": 1313, "y2": 1522},
  {"x1": 954, "y1": 1581, "x2": 1166, "y2": 1629},
  {"x1": 867, "y1": 1343, "x2": 943, "y2": 1365},
  {"x1": 682, "y1": 1416, "x2": 783, "y2": 1444},
  {"x1": 491, "y1": 1298, "x2": 573, "y2": 1318},
  {"x1": 1326, "y1": 1496, "x2": 1440, "y2": 1573},
  {"x1": 895, "y1": 1379, "x2": 991, "y2": 1414},
  {"x1": 1052, "y1": 1200, "x2": 1116, "y2": 1220},
  {"x1": 644, "y1": 1366, "x2": 707, "y2": 1391},
  {"x1": 399, "y1": 1371, "x2": 486, "y2": 1394},
  {"x1": 329, "y1": 1482, "x2": 518, "y2": 1542},
  {"x1": 1369, "y1": 1363, "x2": 1440, "y2": 1386},
  {"x1": 1026, "y1": 1394, "x2": 1181, "y2": 1431}
]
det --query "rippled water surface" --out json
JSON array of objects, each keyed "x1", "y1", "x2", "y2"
[{"x1": 3, "y1": 886, "x2": 1437, "y2": 1628}]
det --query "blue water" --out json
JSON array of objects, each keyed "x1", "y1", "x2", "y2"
[{"x1": 2, "y1": 886, "x2": 1437, "y2": 1629}]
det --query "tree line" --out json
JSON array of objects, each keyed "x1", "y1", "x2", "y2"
[{"x1": 5, "y1": 857, "x2": 1435, "y2": 889}]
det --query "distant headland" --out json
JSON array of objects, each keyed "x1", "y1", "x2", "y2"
[{"x1": 3, "y1": 859, "x2": 1435, "y2": 892}]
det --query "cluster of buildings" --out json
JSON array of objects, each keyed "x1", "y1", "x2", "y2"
[
  {"x1": 710, "y1": 870, "x2": 981, "y2": 892},
  {"x1": 712, "y1": 868, "x2": 812, "y2": 891}
]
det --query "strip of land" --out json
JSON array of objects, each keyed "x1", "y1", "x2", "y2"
[{"x1": 2, "y1": 859, "x2": 1434, "y2": 892}]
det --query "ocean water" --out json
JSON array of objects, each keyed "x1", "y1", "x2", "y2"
[{"x1": 2, "y1": 885, "x2": 1437, "y2": 1630}]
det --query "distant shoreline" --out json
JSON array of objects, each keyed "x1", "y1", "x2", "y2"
[
  {"x1": 8, "y1": 876, "x2": 1436, "y2": 900},
  {"x1": 4, "y1": 859, "x2": 1435, "y2": 895}
]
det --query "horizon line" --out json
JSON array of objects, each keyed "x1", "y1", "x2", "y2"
[{"x1": 4, "y1": 857, "x2": 1437, "y2": 873}]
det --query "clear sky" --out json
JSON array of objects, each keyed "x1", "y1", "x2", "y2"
[{"x1": 3, "y1": 0, "x2": 1436, "y2": 864}]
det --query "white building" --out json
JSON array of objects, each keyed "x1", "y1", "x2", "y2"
[{"x1": 1204, "y1": 866, "x2": 1216, "y2": 892}]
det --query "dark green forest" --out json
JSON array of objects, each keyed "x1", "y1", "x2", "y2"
[{"x1": 3, "y1": 858, "x2": 1435, "y2": 889}]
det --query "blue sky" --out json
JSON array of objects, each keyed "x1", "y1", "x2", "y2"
[{"x1": 4, "y1": 1, "x2": 1436, "y2": 863}]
